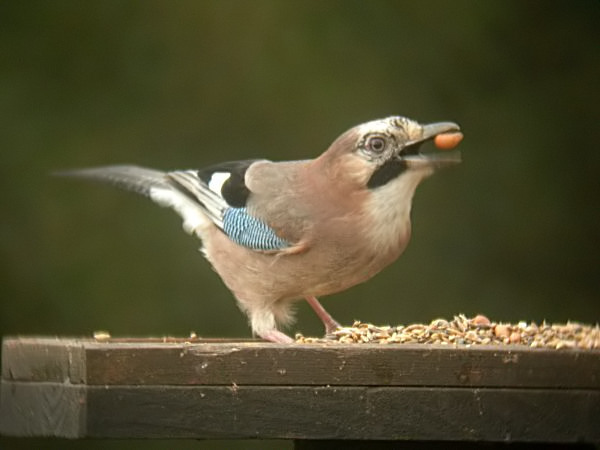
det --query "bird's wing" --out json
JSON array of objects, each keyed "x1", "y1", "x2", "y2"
[
  {"x1": 59, "y1": 162, "x2": 294, "y2": 252},
  {"x1": 167, "y1": 160, "x2": 294, "y2": 251}
]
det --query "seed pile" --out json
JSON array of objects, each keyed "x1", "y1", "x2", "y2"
[{"x1": 295, "y1": 314, "x2": 600, "y2": 349}]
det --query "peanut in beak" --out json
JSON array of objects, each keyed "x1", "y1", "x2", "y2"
[{"x1": 434, "y1": 132, "x2": 463, "y2": 150}]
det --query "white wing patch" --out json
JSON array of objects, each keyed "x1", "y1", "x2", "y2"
[
  {"x1": 167, "y1": 171, "x2": 226, "y2": 228},
  {"x1": 149, "y1": 186, "x2": 210, "y2": 236},
  {"x1": 208, "y1": 171, "x2": 232, "y2": 195}
]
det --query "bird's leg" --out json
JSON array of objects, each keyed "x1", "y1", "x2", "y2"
[
  {"x1": 250, "y1": 307, "x2": 295, "y2": 343},
  {"x1": 259, "y1": 329, "x2": 294, "y2": 344},
  {"x1": 305, "y1": 295, "x2": 341, "y2": 334}
]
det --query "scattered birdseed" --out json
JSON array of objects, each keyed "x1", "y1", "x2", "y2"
[{"x1": 295, "y1": 314, "x2": 600, "y2": 349}]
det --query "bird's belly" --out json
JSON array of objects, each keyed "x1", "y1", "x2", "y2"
[
  {"x1": 299, "y1": 245, "x2": 404, "y2": 297},
  {"x1": 203, "y1": 228, "x2": 406, "y2": 306}
]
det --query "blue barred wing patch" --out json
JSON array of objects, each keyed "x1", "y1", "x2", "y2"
[{"x1": 222, "y1": 207, "x2": 290, "y2": 251}]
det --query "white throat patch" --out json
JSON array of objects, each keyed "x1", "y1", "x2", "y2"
[{"x1": 364, "y1": 170, "x2": 428, "y2": 254}]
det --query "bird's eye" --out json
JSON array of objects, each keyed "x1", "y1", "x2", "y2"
[{"x1": 367, "y1": 136, "x2": 387, "y2": 153}]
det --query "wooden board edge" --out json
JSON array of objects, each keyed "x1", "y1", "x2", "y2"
[
  {"x1": 2, "y1": 337, "x2": 86, "y2": 384},
  {"x1": 0, "y1": 380, "x2": 87, "y2": 438},
  {"x1": 82, "y1": 385, "x2": 600, "y2": 442}
]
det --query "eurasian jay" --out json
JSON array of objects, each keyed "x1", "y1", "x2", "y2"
[{"x1": 61, "y1": 116, "x2": 462, "y2": 343}]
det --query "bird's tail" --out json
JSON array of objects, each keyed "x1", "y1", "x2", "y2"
[
  {"x1": 54, "y1": 165, "x2": 170, "y2": 198},
  {"x1": 56, "y1": 165, "x2": 212, "y2": 236}
]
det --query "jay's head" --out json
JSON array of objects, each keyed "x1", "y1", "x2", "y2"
[{"x1": 318, "y1": 116, "x2": 462, "y2": 194}]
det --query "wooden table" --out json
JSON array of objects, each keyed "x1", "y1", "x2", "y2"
[{"x1": 1, "y1": 337, "x2": 599, "y2": 448}]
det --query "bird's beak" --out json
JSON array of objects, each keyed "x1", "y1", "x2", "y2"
[
  {"x1": 402, "y1": 121, "x2": 462, "y2": 170},
  {"x1": 421, "y1": 121, "x2": 461, "y2": 141}
]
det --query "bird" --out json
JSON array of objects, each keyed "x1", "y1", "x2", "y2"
[{"x1": 59, "y1": 116, "x2": 462, "y2": 343}]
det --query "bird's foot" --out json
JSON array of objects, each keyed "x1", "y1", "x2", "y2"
[
  {"x1": 259, "y1": 329, "x2": 294, "y2": 344},
  {"x1": 305, "y1": 295, "x2": 341, "y2": 335}
]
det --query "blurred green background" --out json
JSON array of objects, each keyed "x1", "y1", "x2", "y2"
[{"x1": 1, "y1": 1, "x2": 599, "y2": 449}]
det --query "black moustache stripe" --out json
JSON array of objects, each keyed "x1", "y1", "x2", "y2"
[{"x1": 367, "y1": 159, "x2": 408, "y2": 189}]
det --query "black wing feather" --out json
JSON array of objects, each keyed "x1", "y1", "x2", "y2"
[{"x1": 196, "y1": 159, "x2": 260, "y2": 207}]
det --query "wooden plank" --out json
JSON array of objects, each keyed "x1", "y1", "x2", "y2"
[
  {"x1": 3, "y1": 338, "x2": 599, "y2": 388},
  {"x1": 3, "y1": 382, "x2": 596, "y2": 441},
  {"x1": 84, "y1": 342, "x2": 598, "y2": 388},
  {"x1": 2, "y1": 337, "x2": 599, "y2": 442},
  {"x1": 0, "y1": 381, "x2": 86, "y2": 438},
  {"x1": 1, "y1": 338, "x2": 85, "y2": 383},
  {"x1": 294, "y1": 441, "x2": 597, "y2": 449},
  {"x1": 86, "y1": 385, "x2": 599, "y2": 442}
]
